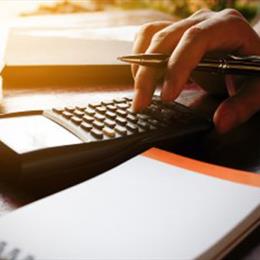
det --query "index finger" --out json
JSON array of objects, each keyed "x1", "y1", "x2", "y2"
[
  {"x1": 133, "y1": 18, "x2": 204, "y2": 112},
  {"x1": 131, "y1": 21, "x2": 172, "y2": 78}
]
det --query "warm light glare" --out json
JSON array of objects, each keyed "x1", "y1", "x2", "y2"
[{"x1": 0, "y1": 0, "x2": 57, "y2": 22}]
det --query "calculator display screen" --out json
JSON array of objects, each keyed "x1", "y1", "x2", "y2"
[{"x1": 0, "y1": 115, "x2": 81, "y2": 154}]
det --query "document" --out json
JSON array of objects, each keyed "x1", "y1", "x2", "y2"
[
  {"x1": 2, "y1": 22, "x2": 139, "y2": 86},
  {"x1": 1, "y1": 10, "x2": 175, "y2": 86},
  {"x1": 0, "y1": 148, "x2": 259, "y2": 260},
  {"x1": 4, "y1": 25, "x2": 136, "y2": 66}
]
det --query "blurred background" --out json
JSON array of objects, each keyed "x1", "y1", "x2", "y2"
[{"x1": 0, "y1": 0, "x2": 259, "y2": 22}]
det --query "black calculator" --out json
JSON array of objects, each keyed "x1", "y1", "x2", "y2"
[{"x1": 0, "y1": 96, "x2": 212, "y2": 191}]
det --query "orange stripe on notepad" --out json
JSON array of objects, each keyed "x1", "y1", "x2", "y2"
[{"x1": 142, "y1": 148, "x2": 260, "y2": 188}]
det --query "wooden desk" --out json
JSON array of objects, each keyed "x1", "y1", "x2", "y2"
[
  {"x1": 0, "y1": 83, "x2": 259, "y2": 259},
  {"x1": 0, "y1": 9, "x2": 259, "y2": 260}
]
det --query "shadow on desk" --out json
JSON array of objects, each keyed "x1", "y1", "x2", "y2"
[
  {"x1": 204, "y1": 113, "x2": 260, "y2": 173},
  {"x1": 224, "y1": 225, "x2": 260, "y2": 260}
]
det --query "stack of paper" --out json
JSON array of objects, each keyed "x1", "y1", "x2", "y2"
[
  {"x1": 0, "y1": 148, "x2": 259, "y2": 259},
  {"x1": 1, "y1": 10, "x2": 174, "y2": 87}
]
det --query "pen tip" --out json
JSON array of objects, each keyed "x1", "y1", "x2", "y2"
[{"x1": 117, "y1": 56, "x2": 129, "y2": 63}]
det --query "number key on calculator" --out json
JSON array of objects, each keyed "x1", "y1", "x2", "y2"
[
  {"x1": 0, "y1": 95, "x2": 212, "y2": 188},
  {"x1": 44, "y1": 96, "x2": 212, "y2": 144}
]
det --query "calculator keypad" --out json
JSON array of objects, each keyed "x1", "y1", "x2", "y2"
[{"x1": 44, "y1": 96, "x2": 208, "y2": 143}]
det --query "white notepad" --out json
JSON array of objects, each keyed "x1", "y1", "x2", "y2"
[
  {"x1": 1, "y1": 24, "x2": 138, "y2": 86},
  {"x1": 1, "y1": 10, "x2": 175, "y2": 86},
  {"x1": 4, "y1": 25, "x2": 136, "y2": 66},
  {"x1": 0, "y1": 148, "x2": 259, "y2": 260}
]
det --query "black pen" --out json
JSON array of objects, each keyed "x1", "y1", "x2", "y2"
[{"x1": 118, "y1": 53, "x2": 260, "y2": 76}]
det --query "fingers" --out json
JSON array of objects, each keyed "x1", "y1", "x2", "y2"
[
  {"x1": 160, "y1": 12, "x2": 260, "y2": 103},
  {"x1": 214, "y1": 78, "x2": 260, "y2": 134},
  {"x1": 225, "y1": 75, "x2": 237, "y2": 96},
  {"x1": 160, "y1": 25, "x2": 208, "y2": 101},
  {"x1": 131, "y1": 13, "x2": 211, "y2": 78},
  {"x1": 132, "y1": 66, "x2": 161, "y2": 110},
  {"x1": 133, "y1": 17, "x2": 208, "y2": 111},
  {"x1": 132, "y1": 7, "x2": 260, "y2": 137},
  {"x1": 131, "y1": 21, "x2": 172, "y2": 78}
]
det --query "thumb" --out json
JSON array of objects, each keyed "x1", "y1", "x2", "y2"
[{"x1": 213, "y1": 78, "x2": 260, "y2": 134}]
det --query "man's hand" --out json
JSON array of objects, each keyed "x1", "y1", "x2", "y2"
[{"x1": 132, "y1": 9, "x2": 260, "y2": 133}]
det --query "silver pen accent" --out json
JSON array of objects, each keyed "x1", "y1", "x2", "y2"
[{"x1": 118, "y1": 53, "x2": 260, "y2": 75}]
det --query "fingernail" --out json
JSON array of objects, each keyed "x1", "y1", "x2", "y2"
[{"x1": 215, "y1": 110, "x2": 237, "y2": 134}]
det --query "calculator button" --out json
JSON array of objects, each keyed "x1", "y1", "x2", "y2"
[
  {"x1": 149, "y1": 103, "x2": 161, "y2": 110},
  {"x1": 148, "y1": 118, "x2": 159, "y2": 126},
  {"x1": 126, "y1": 114, "x2": 138, "y2": 123},
  {"x1": 62, "y1": 111, "x2": 73, "y2": 119},
  {"x1": 126, "y1": 108, "x2": 135, "y2": 115},
  {"x1": 90, "y1": 129, "x2": 103, "y2": 139},
  {"x1": 76, "y1": 105, "x2": 86, "y2": 111},
  {"x1": 103, "y1": 127, "x2": 116, "y2": 138},
  {"x1": 89, "y1": 102, "x2": 102, "y2": 108},
  {"x1": 84, "y1": 108, "x2": 95, "y2": 116},
  {"x1": 104, "y1": 119, "x2": 116, "y2": 128},
  {"x1": 71, "y1": 116, "x2": 82, "y2": 125},
  {"x1": 161, "y1": 109, "x2": 176, "y2": 120},
  {"x1": 113, "y1": 98, "x2": 126, "y2": 103},
  {"x1": 80, "y1": 122, "x2": 92, "y2": 131},
  {"x1": 116, "y1": 103, "x2": 129, "y2": 110},
  {"x1": 93, "y1": 120, "x2": 104, "y2": 130},
  {"x1": 83, "y1": 115, "x2": 94, "y2": 123},
  {"x1": 115, "y1": 125, "x2": 127, "y2": 135},
  {"x1": 73, "y1": 110, "x2": 85, "y2": 117},
  {"x1": 161, "y1": 108, "x2": 174, "y2": 114},
  {"x1": 150, "y1": 125, "x2": 157, "y2": 130},
  {"x1": 116, "y1": 117, "x2": 127, "y2": 126},
  {"x1": 137, "y1": 114, "x2": 150, "y2": 120},
  {"x1": 53, "y1": 108, "x2": 64, "y2": 114},
  {"x1": 106, "y1": 111, "x2": 116, "y2": 119},
  {"x1": 116, "y1": 109, "x2": 127, "y2": 117},
  {"x1": 147, "y1": 109, "x2": 161, "y2": 119},
  {"x1": 96, "y1": 106, "x2": 106, "y2": 114},
  {"x1": 102, "y1": 100, "x2": 113, "y2": 106},
  {"x1": 161, "y1": 102, "x2": 178, "y2": 110},
  {"x1": 65, "y1": 106, "x2": 75, "y2": 112},
  {"x1": 126, "y1": 123, "x2": 138, "y2": 133},
  {"x1": 107, "y1": 105, "x2": 117, "y2": 111},
  {"x1": 137, "y1": 120, "x2": 149, "y2": 130},
  {"x1": 152, "y1": 96, "x2": 161, "y2": 103},
  {"x1": 94, "y1": 113, "x2": 105, "y2": 122}
]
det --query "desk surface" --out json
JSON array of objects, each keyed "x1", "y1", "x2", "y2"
[
  {"x1": 0, "y1": 83, "x2": 259, "y2": 259},
  {"x1": 0, "y1": 9, "x2": 259, "y2": 260}
]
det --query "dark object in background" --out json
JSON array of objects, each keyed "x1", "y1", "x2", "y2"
[{"x1": 204, "y1": 113, "x2": 260, "y2": 173}]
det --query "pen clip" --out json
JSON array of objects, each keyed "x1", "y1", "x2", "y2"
[{"x1": 228, "y1": 55, "x2": 260, "y2": 63}]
